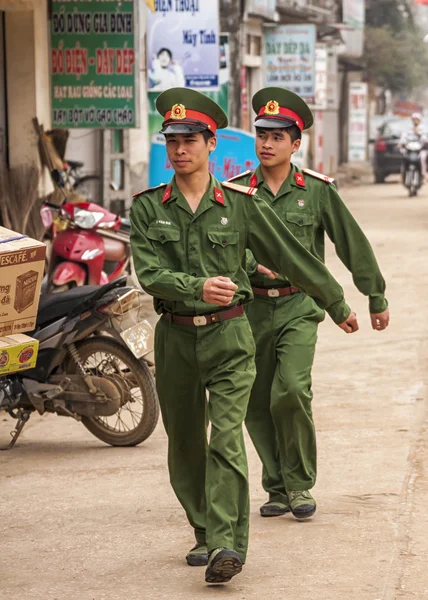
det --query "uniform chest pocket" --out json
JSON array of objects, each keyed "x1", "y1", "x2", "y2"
[
  {"x1": 146, "y1": 224, "x2": 181, "y2": 267},
  {"x1": 285, "y1": 212, "x2": 315, "y2": 246},
  {"x1": 207, "y1": 229, "x2": 240, "y2": 275}
]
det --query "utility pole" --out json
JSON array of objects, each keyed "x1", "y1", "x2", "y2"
[{"x1": 220, "y1": 0, "x2": 244, "y2": 128}]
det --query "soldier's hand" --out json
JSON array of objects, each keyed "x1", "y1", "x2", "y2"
[
  {"x1": 257, "y1": 264, "x2": 279, "y2": 280},
  {"x1": 370, "y1": 308, "x2": 390, "y2": 331},
  {"x1": 203, "y1": 277, "x2": 238, "y2": 306},
  {"x1": 338, "y1": 311, "x2": 359, "y2": 334}
]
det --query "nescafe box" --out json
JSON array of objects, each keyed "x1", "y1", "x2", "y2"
[
  {"x1": 0, "y1": 334, "x2": 38, "y2": 375},
  {"x1": 0, "y1": 227, "x2": 46, "y2": 335}
]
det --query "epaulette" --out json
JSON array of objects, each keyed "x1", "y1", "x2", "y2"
[
  {"x1": 227, "y1": 170, "x2": 253, "y2": 182},
  {"x1": 132, "y1": 183, "x2": 167, "y2": 198},
  {"x1": 302, "y1": 169, "x2": 335, "y2": 184},
  {"x1": 221, "y1": 180, "x2": 257, "y2": 196}
]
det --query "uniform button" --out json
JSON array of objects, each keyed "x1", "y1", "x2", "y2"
[
  {"x1": 222, "y1": 239, "x2": 227, "y2": 245},
  {"x1": 191, "y1": 272, "x2": 197, "y2": 277},
  {"x1": 160, "y1": 234, "x2": 166, "y2": 241},
  {"x1": 298, "y1": 219, "x2": 303, "y2": 225},
  {"x1": 190, "y1": 246, "x2": 196, "y2": 252},
  {"x1": 238, "y1": 542, "x2": 244, "y2": 548}
]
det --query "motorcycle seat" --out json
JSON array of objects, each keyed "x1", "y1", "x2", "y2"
[
  {"x1": 66, "y1": 159, "x2": 84, "y2": 169},
  {"x1": 36, "y1": 286, "x2": 99, "y2": 328}
]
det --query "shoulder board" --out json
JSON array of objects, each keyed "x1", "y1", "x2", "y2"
[
  {"x1": 221, "y1": 181, "x2": 257, "y2": 196},
  {"x1": 132, "y1": 183, "x2": 167, "y2": 198},
  {"x1": 302, "y1": 169, "x2": 335, "y2": 184},
  {"x1": 227, "y1": 170, "x2": 253, "y2": 182}
]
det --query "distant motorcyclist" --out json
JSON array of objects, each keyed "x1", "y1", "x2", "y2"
[{"x1": 400, "y1": 113, "x2": 428, "y2": 181}]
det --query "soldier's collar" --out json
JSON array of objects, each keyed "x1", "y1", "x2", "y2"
[{"x1": 161, "y1": 175, "x2": 226, "y2": 206}]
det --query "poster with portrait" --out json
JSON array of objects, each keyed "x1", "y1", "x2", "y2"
[{"x1": 146, "y1": 1, "x2": 220, "y2": 91}]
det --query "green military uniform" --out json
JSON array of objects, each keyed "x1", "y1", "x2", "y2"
[
  {"x1": 130, "y1": 88, "x2": 353, "y2": 577},
  {"x1": 233, "y1": 87, "x2": 388, "y2": 513}
]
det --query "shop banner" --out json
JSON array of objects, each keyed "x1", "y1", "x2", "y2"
[
  {"x1": 50, "y1": 0, "x2": 138, "y2": 129},
  {"x1": 149, "y1": 128, "x2": 257, "y2": 187},
  {"x1": 264, "y1": 25, "x2": 316, "y2": 104},
  {"x1": 342, "y1": 0, "x2": 365, "y2": 57},
  {"x1": 247, "y1": 0, "x2": 276, "y2": 19},
  {"x1": 147, "y1": 0, "x2": 219, "y2": 91},
  {"x1": 348, "y1": 82, "x2": 368, "y2": 162}
]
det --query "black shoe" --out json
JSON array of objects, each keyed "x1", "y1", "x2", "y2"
[
  {"x1": 205, "y1": 548, "x2": 243, "y2": 584},
  {"x1": 186, "y1": 543, "x2": 209, "y2": 566},
  {"x1": 287, "y1": 490, "x2": 317, "y2": 519},
  {"x1": 260, "y1": 500, "x2": 290, "y2": 517}
]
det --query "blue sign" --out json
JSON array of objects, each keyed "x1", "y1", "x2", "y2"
[{"x1": 149, "y1": 128, "x2": 258, "y2": 187}]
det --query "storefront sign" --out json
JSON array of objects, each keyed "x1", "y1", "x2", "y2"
[
  {"x1": 348, "y1": 82, "x2": 368, "y2": 162},
  {"x1": 149, "y1": 128, "x2": 257, "y2": 187},
  {"x1": 146, "y1": 0, "x2": 219, "y2": 91},
  {"x1": 315, "y1": 45, "x2": 338, "y2": 110},
  {"x1": 50, "y1": 0, "x2": 138, "y2": 129},
  {"x1": 342, "y1": 0, "x2": 365, "y2": 57},
  {"x1": 247, "y1": 0, "x2": 276, "y2": 19},
  {"x1": 264, "y1": 25, "x2": 316, "y2": 104}
]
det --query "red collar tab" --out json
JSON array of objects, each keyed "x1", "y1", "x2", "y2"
[
  {"x1": 258, "y1": 106, "x2": 304, "y2": 131},
  {"x1": 214, "y1": 187, "x2": 225, "y2": 205},
  {"x1": 162, "y1": 186, "x2": 172, "y2": 203},
  {"x1": 250, "y1": 173, "x2": 258, "y2": 188},
  {"x1": 294, "y1": 172, "x2": 306, "y2": 187}
]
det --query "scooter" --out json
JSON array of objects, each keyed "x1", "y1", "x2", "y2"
[
  {"x1": 41, "y1": 201, "x2": 133, "y2": 292},
  {"x1": 0, "y1": 277, "x2": 159, "y2": 450},
  {"x1": 401, "y1": 140, "x2": 424, "y2": 197}
]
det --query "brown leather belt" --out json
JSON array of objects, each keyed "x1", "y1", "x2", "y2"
[
  {"x1": 252, "y1": 285, "x2": 299, "y2": 298},
  {"x1": 162, "y1": 303, "x2": 244, "y2": 327}
]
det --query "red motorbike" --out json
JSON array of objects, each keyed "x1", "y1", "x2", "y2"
[{"x1": 41, "y1": 201, "x2": 132, "y2": 292}]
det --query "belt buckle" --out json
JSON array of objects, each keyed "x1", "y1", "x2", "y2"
[
  {"x1": 193, "y1": 316, "x2": 208, "y2": 326},
  {"x1": 268, "y1": 289, "x2": 280, "y2": 298}
]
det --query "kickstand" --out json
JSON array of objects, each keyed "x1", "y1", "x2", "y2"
[{"x1": 1, "y1": 409, "x2": 31, "y2": 451}]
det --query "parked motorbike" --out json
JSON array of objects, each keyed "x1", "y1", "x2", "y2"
[
  {"x1": 401, "y1": 140, "x2": 424, "y2": 197},
  {"x1": 41, "y1": 200, "x2": 133, "y2": 292},
  {"x1": 0, "y1": 277, "x2": 159, "y2": 450}
]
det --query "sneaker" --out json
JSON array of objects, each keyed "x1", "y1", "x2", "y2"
[
  {"x1": 186, "y1": 543, "x2": 208, "y2": 567},
  {"x1": 287, "y1": 490, "x2": 316, "y2": 519},
  {"x1": 260, "y1": 500, "x2": 290, "y2": 517},
  {"x1": 205, "y1": 548, "x2": 243, "y2": 584}
]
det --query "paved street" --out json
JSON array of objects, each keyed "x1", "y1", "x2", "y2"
[{"x1": 1, "y1": 180, "x2": 427, "y2": 600}]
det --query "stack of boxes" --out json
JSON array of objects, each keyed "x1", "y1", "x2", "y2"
[{"x1": 0, "y1": 227, "x2": 46, "y2": 375}]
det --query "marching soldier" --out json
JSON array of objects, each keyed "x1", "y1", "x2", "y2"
[
  {"x1": 230, "y1": 87, "x2": 389, "y2": 522},
  {"x1": 130, "y1": 87, "x2": 358, "y2": 584}
]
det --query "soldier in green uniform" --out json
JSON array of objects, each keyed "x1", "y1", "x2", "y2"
[
  {"x1": 229, "y1": 87, "x2": 390, "y2": 521},
  {"x1": 130, "y1": 87, "x2": 359, "y2": 584}
]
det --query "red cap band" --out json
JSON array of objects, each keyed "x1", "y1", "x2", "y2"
[
  {"x1": 164, "y1": 109, "x2": 217, "y2": 134},
  {"x1": 257, "y1": 106, "x2": 304, "y2": 131}
]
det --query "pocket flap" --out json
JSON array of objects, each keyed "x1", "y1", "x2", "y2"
[
  {"x1": 207, "y1": 230, "x2": 239, "y2": 247},
  {"x1": 286, "y1": 212, "x2": 314, "y2": 227},
  {"x1": 146, "y1": 224, "x2": 180, "y2": 243}
]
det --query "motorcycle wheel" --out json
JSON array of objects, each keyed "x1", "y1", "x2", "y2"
[{"x1": 69, "y1": 337, "x2": 159, "y2": 446}]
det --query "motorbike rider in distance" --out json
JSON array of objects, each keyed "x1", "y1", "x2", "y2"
[{"x1": 399, "y1": 112, "x2": 428, "y2": 183}]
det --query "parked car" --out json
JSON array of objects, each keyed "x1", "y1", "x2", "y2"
[{"x1": 372, "y1": 117, "x2": 428, "y2": 183}]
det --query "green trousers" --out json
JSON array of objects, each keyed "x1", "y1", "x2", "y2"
[
  {"x1": 245, "y1": 293, "x2": 325, "y2": 501},
  {"x1": 154, "y1": 313, "x2": 256, "y2": 562}
]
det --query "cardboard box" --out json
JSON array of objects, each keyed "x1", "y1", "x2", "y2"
[
  {"x1": 0, "y1": 334, "x2": 39, "y2": 375},
  {"x1": 0, "y1": 227, "x2": 46, "y2": 335}
]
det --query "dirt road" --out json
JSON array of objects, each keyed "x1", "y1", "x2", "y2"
[{"x1": 1, "y1": 181, "x2": 427, "y2": 600}]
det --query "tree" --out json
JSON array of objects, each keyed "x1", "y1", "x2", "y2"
[{"x1": 364, "y1": 0, "x2": 428, "y2": 96}]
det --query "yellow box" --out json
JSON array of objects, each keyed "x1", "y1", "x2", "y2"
[
  {"x1": 0, "y1": 334, "x2": 38, "y2": 375},
  {"x1": 0, "y1": 227, "x2": 46, "y2": 335}
]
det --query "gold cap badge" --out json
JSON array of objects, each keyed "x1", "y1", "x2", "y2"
[
  {"x1": 264, "y1": 100, "x2": 280, "y2": 115},
  {"x1": 170, "y1": 104, "x2": 186, "y2": 120}
]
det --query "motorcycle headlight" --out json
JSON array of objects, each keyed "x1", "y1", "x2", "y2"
[{"x1": 74, "y1": 209, "x2": 104, "y2": 229}]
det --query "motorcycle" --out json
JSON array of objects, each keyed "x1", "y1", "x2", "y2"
[
  {"x1": 0, "y1": 277, "x2": 159, "y2": 450},
  {"x1": 40, "y1": 200, "x2": 134, "y2": 292},
  {"x1": 401, "y1": 140, "x2": 424, "y2": 197}
]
